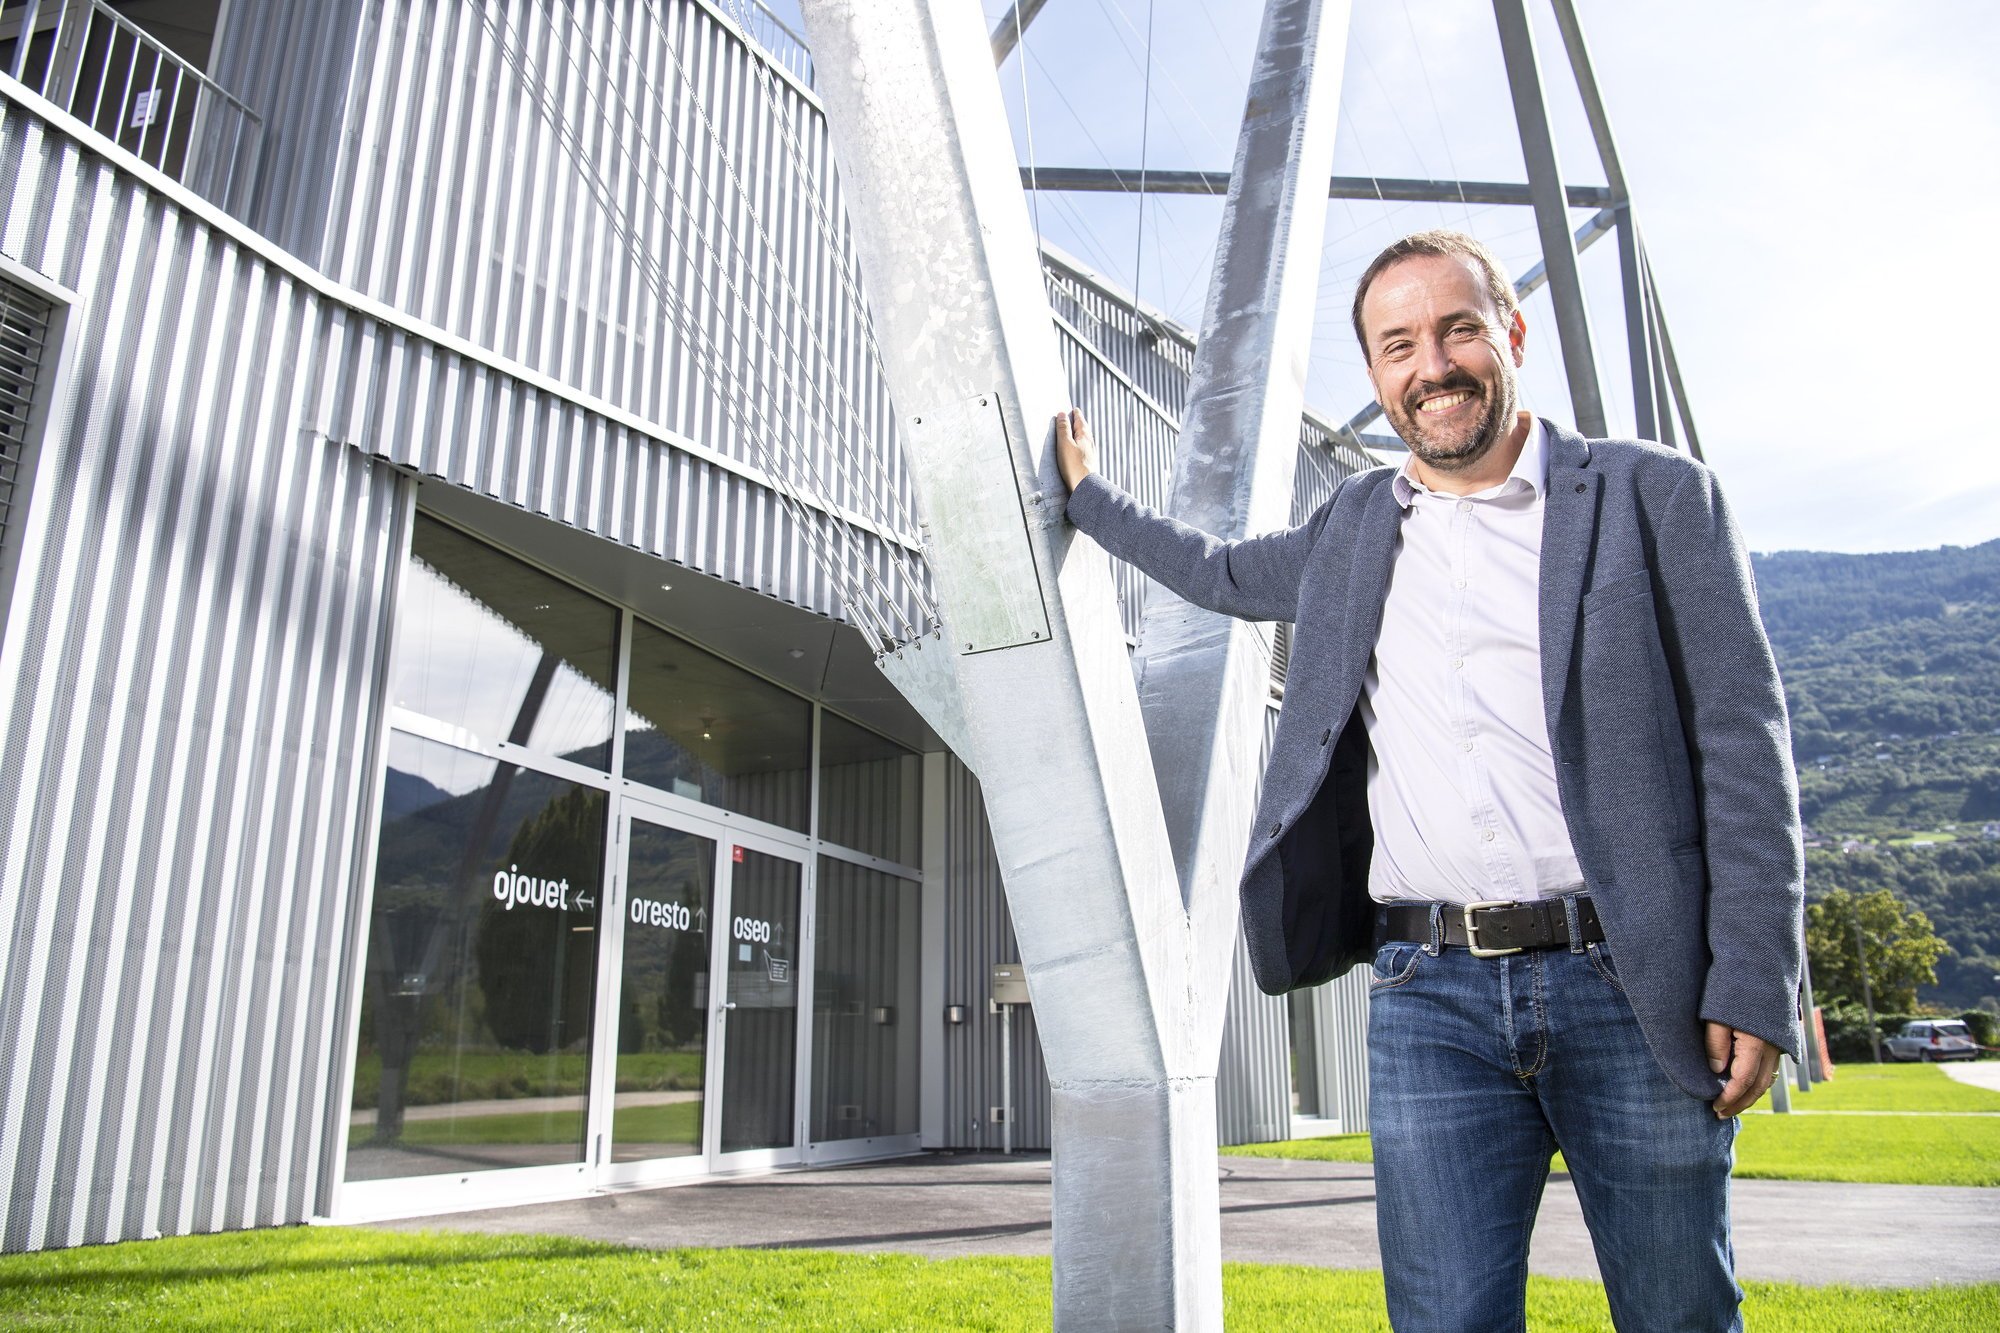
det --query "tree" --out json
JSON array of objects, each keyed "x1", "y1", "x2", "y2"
[{"x1": 1806, "y1": 887, "x2": 1951, "y2": 1014}]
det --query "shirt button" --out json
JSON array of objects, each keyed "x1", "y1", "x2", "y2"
[
  {"x1": 1453, "y1": 579, "x2": 1466, "y2": 589},
  {"x1": 1461, "y1": 741, "x2": 1474, "y2": 752},
  {"x1": 1453, "y1": 658, "x2": 1465, "y2": 670},
  {"x1": 1482, "y1": 829, "x2": 1496, "y2": 841},
  {"x1": 1457, "y1": 501, "x2": 1472, "y2": 514}
]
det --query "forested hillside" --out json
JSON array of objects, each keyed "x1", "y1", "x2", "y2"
[
  {"x1": 1750, "y1": 539, "x2": 2000, "y2": 1012},
  {"x1": 1755, "y1": 540, "x2": 2000, "y2": 757}
]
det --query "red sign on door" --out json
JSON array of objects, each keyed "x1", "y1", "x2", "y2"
[{"x1": 732, "y1": 845, "x2": 745, "y2": 863}]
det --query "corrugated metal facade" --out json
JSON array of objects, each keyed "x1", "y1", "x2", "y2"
[
  {"x1": 1214, "y1": 706, "x2": 1295, "y2": 1145},
  {"x1": 937, "y1": 753, "x2": 1051, "y2": 1151},
  {"x1": 0, "y1": 0, "x2": 1378, "y2": 1246},
  {"x1": 313, "y1": 0, "x2": 919, "y2": 545},
  {"x1": 1309, "y1": 967, "x2": 1372, "y2": 1134},
  {"x1": 0, "y1": 105, "x2": 413, "y2": 1250}
]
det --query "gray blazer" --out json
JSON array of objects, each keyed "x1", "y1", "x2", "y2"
[{"x1": 1066, "y1": 421, "x2": 1805, "y2": 1098}]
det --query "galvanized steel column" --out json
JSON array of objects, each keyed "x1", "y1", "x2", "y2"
[
  {"x1": 1136, "y1": 0, "x2": 1348, "y2": 1026},
  {"x1": 800, "y1": 1, "x2": 1206, "y2": 1324},
  {"x1": 1141, "y1": 0, "x2": 1350, "y2": 1154},
  {"x1": 804, "y1": 0, "x2": 1348, "y2": 1322},
  {"x1": 1491, "y1": 0, "x2": 1607, "y2": 437}
]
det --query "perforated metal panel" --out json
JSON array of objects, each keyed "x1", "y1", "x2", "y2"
[{"x1": 0, "y1": 279, "x2": 50, "y2": 572}]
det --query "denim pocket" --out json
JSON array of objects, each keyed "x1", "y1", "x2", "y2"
[
  {"x1": 1584, "y1": 941, "x2": 1626, "y2": 993},
  {"x1": 1369, "y1": 942, "x2": 1423, "y2": 992}
]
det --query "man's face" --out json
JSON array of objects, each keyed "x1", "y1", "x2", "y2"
[{"x1": 1360, "y1": 254, "x2": 1526, "y2": 473}]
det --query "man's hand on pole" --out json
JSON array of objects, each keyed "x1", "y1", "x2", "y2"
[
  {"x1": 1706, "y1": 1021, "x2": 1781, "y2": 1118},
  {"x1": 1055, "y1": 409, "x2": 1097, "y2": 493}
]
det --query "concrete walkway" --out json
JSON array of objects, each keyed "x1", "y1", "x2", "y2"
[
  {"x1": 1943, "y1": 1061, "x2": 2000, "y2": 1093},
  {"x1": 383, "y1": 1151, "x2": 2000, "y2": 1288}
]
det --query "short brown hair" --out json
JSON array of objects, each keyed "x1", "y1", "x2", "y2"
[{"x1": 1350, "y1": 230, "x2": 1518, "y2": 361}]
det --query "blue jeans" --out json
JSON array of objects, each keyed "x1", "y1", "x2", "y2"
[{"x1": 1367, "y1": 914, "x2": 1741, "y2": 1332}]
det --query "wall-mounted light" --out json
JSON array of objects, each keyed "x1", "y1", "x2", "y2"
[
  {"x1": 872, "y1": 1006, "x2": 894, "y2": 1026},
  {"x1": 660, "y1": 582, "x2": 674, "y2": 591},
  {"x1": 945, "y1": 1004, "x2": 967, "y2": 1025}
]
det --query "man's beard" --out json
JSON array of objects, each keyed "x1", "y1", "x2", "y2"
[{"x1": 1389, "y1": 368, "x2": 1517, "y2": 473}]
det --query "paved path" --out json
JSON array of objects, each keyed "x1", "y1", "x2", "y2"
[
  {"x1": 1943, "y1": 1061, "x2": 2000, "y2": 1093},
  {"x1": 383, "y1": 1151, "x2": 2000, "y2": 1288}
]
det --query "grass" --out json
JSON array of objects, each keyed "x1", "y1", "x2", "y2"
[
  {"x1": 1, "y1": 1228, "x2": 1993, "y2": 1331},
  {"x1": 350, "y1": 1049, "x2": 703, "y2": 1109},
  {"x1": 1223, "y1": 1132, "x2": 1374, "y2": 1163},
  {"x1": 1799, "y1": 1062, "x2": 2000, "y2": 1112},
  {"x1": 1731, "y1": 1114, "x2": 2000, "y2": 1187},
  {"x1": 350, "y1": 1100, "x2": 702, "y2": 1149},
  {"x1": 1224, "y1": 1065, "x2": 2000, "y2": 1185}
]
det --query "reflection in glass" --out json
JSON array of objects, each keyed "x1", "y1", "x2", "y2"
[
  {"x1": 347, "y1": 731, "x2": 605, "y2": 1183},
  {"x1": 391, "y1": 515, "x2": 620, "y2": 769},
  {"x1": 613, "y1": 822, "x2": 715, "y2": 1162},
  {"x1": 817, "y1": 713, "x2": 921, "y2": 864},
  {"x1": 719, "y1": 848, "x2": 801, "y2": 1152},
  {"x1": 623, "y1": 619, "x2": 811, "y2": 831},
  {"x1": 811, "y1": 860, "x2": 921, "y2": 1142}
]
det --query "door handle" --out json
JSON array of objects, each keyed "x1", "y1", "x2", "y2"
[{"x1": 723, "y1": 1001, "x2": 738, "y2": 1011}]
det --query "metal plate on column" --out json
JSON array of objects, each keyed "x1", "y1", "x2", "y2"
[{"x1": 905, "y1": 391, "x2": 1050, "y2": 654}]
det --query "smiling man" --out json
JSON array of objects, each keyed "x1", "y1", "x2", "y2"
[{"x1": 1055, "y1": 230, "x2": 1804, "y2": 1332}]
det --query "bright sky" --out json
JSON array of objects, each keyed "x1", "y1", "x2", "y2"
[{"x1": 771, "y1": 1, "x2": 2000, "y2": 555}]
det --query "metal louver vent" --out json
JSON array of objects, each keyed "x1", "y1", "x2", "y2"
[
  {"x1": 1270, "y1": 621, "x2": 1292, "y2": 699},
  {"x1": 0, "y1": 278, "x2": 53, "y2": 562}
]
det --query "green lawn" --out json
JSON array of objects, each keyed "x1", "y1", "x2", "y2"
[
  {"x1": 1223, "y1": 1066, "x2": 2000, "y2": 1186},
  {"x1": 1, "y1": 1229, "x2": 1992, "y2": 1331},
  {"x1": 350, "y1": 1100, "x2": 701, "y2": 1149},
  {"x1": 1799, "y1": 1062, "x2": 2000, "y2": 1113},
  {"x1": 350, "y1": 1049, "x2": 703, "y2": 1109},
  {"x1": 1731, "y1": 1114, "x2": 2000, "y2": 1187},
  {"x1": 1223, "y1": 1132, "x2": 1375, "y2": 1164}
]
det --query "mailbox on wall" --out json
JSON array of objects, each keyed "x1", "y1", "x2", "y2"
[{"x1": 989, "y1": 963, "x2": 1030, "y2": 1007}]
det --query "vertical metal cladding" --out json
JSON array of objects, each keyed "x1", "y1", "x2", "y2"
[
  {"x1": 204, "y1": 0, "x2": 369, "y2": 259},
  {"x1": 1311, "y1": 966, "x2": 1371, "y2": 1134},
  {"x1": 938, "y1": 754, "x2": 1049, "y2": 1151},
  {"x1": 811, "y1": 855, "x2": 921, "y2": 1142},
  {"x1": 1053, "y1": 320, "x2": 1180, "y2": 642},
  {"x1": 0, "y1": 0, "x2": 1380, "y2": 1246},
  {"x1": 1214, "y1": 706, "x2": 1295, "y2": 1145},
  {"x1": 0, "y1": 111, "x2": 410, "y2": 1251},
  {"x1": 315, "y1": 0, "x2": 919, "y2": 541},
  {"x1": 1044, "y1": 252, "x2": 1198, "y2": 420}
]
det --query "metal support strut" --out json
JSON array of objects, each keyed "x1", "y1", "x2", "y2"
[{"x1": 801, "y1": 0, "x2": 1348, "y2": 1325}]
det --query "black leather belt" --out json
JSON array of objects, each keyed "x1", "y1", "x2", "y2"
[{"x1": 1375, "y1": 895, "x2": 1604, "y2": 957}]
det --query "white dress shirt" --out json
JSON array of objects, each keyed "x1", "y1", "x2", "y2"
[{"x1": 1363, "y1": 418, "x2": 1586, "y2": 905}]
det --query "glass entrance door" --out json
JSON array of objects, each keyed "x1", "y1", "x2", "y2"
[
  {"x1": 714, "y1": 846, "x2": 803, "y2": 1167},
  {"x1": 603, "y1": 815, "x2": 717, "y2": 1179},
  {"x1": 600, "y1": 804, "x2": 807, "y2": 1182}
]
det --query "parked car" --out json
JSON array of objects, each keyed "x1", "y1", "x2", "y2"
[{"x1": 1882, "y1": 1019, "x2": 1980, "y2": 1062}]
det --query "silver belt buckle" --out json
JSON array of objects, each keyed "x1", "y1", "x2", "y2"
[{"x1": 1463, "y1": 900, "x2": 1523, "y2": 957}]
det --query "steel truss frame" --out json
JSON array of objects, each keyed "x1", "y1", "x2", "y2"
[{"x1": 1017, "y1": 0, "x2": 1703, "y2": 460}]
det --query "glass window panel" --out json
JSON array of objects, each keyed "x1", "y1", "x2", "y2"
[
  {"x1": 612, "y1": 821, "x2": 716, "y2": 1162},
  {"x1": 623, "y1": 619, "x2": 811, "y2": 831},
  {"x1": 719, "y1": 848, "x2": 802, "y2": 1152},
  {"x1": 347, "y1": 731, "x2": 606, "y2": 1183},
  {"x1": 391, "y1": 514, "x2": 619, "y2": 770},
  {"x1": 817, "y1": 712, "x2": 921, "y2": 865},
  {"x1": 810, "y1": 858, "x2": 920, "y2": 1143}
]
